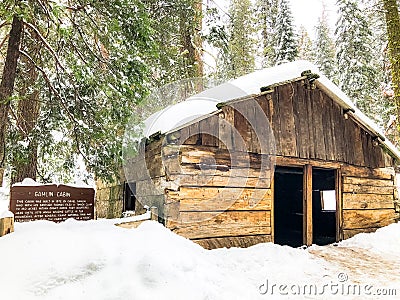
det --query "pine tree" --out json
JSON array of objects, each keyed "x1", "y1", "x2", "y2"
[
  {"x1": 361, "y1": 0, "x2": 397, "y2": 133},
  {"x1": 225, "y1": 0, "x2": 256, "y2": 78},
  {"x1": 145, "y1": 0, "x2": 203, "y2": 85},
  {"x1": 202, "y1": 2, "x2": 229, "y2": 76},
  {"x1": 255, "y1": 0, "x2": 279, "y2": 67},
  {"x1": 297, "y1": 26, "x2": 314, "y2": 62},
  {"x1": 274, "y1": 0, "x2": 298, "y2": 65},
  {"x1": 314, "y1": 12, "x2": 337, "y2": 82},
  {"x1": 335, "y1": 0, "x2": 380, "y2": 119},
  {"x1": 382, "y1": 0, "x2": 400, "y2": 128}
]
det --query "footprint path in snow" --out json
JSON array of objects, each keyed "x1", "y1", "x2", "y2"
[{"x1": 309, "y1": 245, "x2": 400, "y2": 287}]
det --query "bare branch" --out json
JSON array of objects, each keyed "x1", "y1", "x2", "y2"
[
  {"x1": 64, "y1": 13, "x2": 109, "y2": 67},
  {"x1": 8, "y1": 106, "x2": 28, "y2": 137},
  {"x1": 0, "y1": 21, "x2": 10, "y2": 30},
  {"x1": 0, "y1": 34, "x2": 9, "y2": 50},
  {"x1": 70, "y1": 40, "x2": 90, "y2": 65},
  {"x1": 81, "y1": 5, "x2": 102, "y2": 32},
  {"x1": 65, "y1": 4, "x2": 87, "y2": 11},
  {"x1": 36, "y1": 0, "x2": 55, "y2": 36},
  {"x1": 23, "y1": 21, "x2": 66, "y2": 72},
  {"x1": 47, "y1": 0, "x2": 86, "y2": 11}
]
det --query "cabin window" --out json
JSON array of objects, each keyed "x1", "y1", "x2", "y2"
[{"x1": 320, "y1": 190, "x2": 336, "y2": 211}]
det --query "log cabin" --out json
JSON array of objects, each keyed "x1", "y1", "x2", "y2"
[{"x1": 121, "y1": 61, "x2": 400, "y2": 249}]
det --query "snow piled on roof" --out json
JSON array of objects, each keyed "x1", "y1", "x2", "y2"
[
  {"x1": 144, "y1": 61, "x2": 317, "y2": 137},
  {"x1": 144, "y1": 60, "x2": 400, "y2": 160},
  {"x1": 143, "y1": 99, "x2": 220, "y2": 137},
  {"x1": 0, "y1": 219, "x2": 399, "y2": 299}
]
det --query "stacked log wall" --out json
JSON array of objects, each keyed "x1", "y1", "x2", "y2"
[
  {"x1": 125, "y1": 139, "x2": 168, "y2": 219},
  {"x1": 163, "y1": 145, "x2": 273, "y2": 249},
  {"x1": 341, "y1": 165, "x2": 398, "y2": 239}
]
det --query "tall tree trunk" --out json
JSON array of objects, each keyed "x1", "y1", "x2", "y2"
[
  {"x1": 180, "y1": 0, "x2": 203, "y2": 79},
  {"x1": 11, "y1": 72, "x2": 40, "y2": 184},
  {"x1": 0, "y1": 16, "x2": 23, "y2": 186},
  {"x1": 382, "y1": 0, "x2": 400, "y2": 125},
  {"x1": 11, "y1": 22, "x2": 42, "y2": 185},
  {"x1": 192, "y1": 0, "x2": 203, "y2": 78}
]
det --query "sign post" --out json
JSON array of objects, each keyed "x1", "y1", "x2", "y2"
[{"x1": 10, "y1": 184, "x2": 95, "y2": 223}]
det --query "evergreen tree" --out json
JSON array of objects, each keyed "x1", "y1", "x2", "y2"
[
  {"x1": 0, "y1": 0, "x2": 154, "y2": 183},
  {"x1": 314, "y1": 12, "x2": 338, "y2": 82},
  {"x1": 202, "y1": 1, "x2": 229, "y2": 77},
  {"x1": 297, "y1": 26, "x2": 314, "y2": 62},
  {"x1": 255, "y1": 0, "x2": 279, "y2": 67},
  {"x1": 145, "y1": 0, "x2": 203, "y2": 85},
  {"x1": 361, "y1": 0, "x2": 396, "y2": 132},
  {"x1": 335, "y1": 0, "x2": 380, "y2": 119},
  {"x1": 274, "y1": 0, "x2": 298, "y2": 65},
  {"x1": 225, "y1": 0, "x2": 256, "y2": 78},
  {"x1": 382, "y1": 0, "x2": 400, "y2": 129}
]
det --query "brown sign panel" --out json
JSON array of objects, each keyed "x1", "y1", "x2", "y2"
[{"x1": 10, "y1": 184, "x2": 95, "y2": 223}]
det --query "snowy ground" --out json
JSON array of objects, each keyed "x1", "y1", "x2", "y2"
[{"x1": 0, "y1": 219, "x2": 399, "y2": 300}]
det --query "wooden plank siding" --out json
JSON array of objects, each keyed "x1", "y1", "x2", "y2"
[
  {"x1": 292, "y1": 82, "x2": 309, "y2": 158},
  {"x1": 277, "y1": 83, "x2": 297, "y2": 156},
  {"x1": 341, "y1": 173, "x2": 396, "y2": 238}
]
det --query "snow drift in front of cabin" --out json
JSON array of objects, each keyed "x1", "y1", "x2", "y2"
[{"x1": 0, "y1": 219, "x2": 399, "y2": 300}]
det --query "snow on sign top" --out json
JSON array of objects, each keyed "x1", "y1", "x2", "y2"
[
  {"x1": 144, "y1": 60, "x2": 400, "y2": 161},
  {"x1": 0, "y1": 210, "x2": 13, "y2": 218},
  {"x1": 12, "y1": 178, "x2": 94, "y2": 189}
]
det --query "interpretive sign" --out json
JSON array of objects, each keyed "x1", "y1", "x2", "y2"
[{"x1": 10, "y1": 184, "x2": 95, "y2": 223}]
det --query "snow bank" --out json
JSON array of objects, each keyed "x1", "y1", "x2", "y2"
[
  {"x1": 106, "y1": 210, "x2": 152, "y2": 225},
  {"x1": 0, "y1": 219, "x2": 398, "y2": 299},
  {"x1": 338, "y1": 223, "x2": 400, "y2": 257},
  {"x1": 0, "y1": 186, "x2": 10, "y2": 216},
  {"x1": 0, "y1": 220, "x2": 326, "y2": 300}
]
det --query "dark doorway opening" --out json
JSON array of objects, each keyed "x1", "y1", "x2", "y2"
[
  {"x1": 274, "y1": 166, "x2": 304, "y2": 247},
  {"x1": 274, "y1": 166, "x2": 337, "y2": 247},
  {"x1": 312, "y1": 168, "x2": 336, "y2": 245},
  {"x1": 123, "y1": 182, "x2": 136, "y2": 212}
]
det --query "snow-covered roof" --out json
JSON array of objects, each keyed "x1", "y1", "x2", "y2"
[{"x1": 144, "y1": 60, "x2": 400, "y2": 161}]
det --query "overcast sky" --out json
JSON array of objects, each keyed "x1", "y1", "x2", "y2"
[{"x1": 214, "y1": 0, "x2": 338, "y2": 37}]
